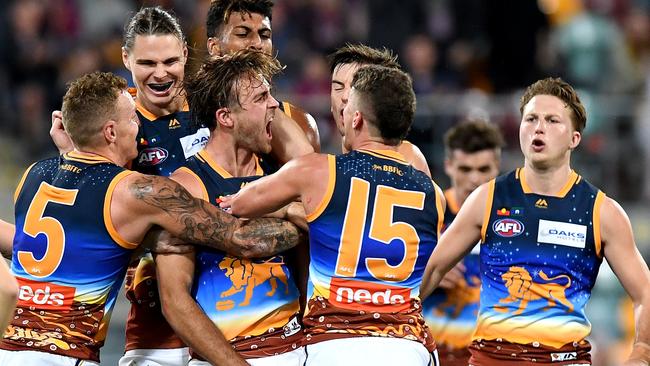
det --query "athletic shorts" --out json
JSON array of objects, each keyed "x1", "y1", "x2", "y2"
[
  {"x1": 0, "y1": 349, "x2": 99, "y2": 366},
  {"x1": 188, "y1": 347, "x2": 306, "y2": 366},
  {"x1": 304, "y1": 337, "x2": 438, "y2": 366},
  {"x1": 118, "y1": 347, "x2": 190, "y2": 366}
]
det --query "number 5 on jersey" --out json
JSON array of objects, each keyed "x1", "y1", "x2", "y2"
[
  {"x1": 335, "y1": 177, "x2": 425, "y2": 282},
  {"x1": 18, "y1": 182, "x2": 78, "y2": 278}
]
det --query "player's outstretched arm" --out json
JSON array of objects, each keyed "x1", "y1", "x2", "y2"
[
  {"x1": 221, "y1": 153, "x2": 327, "y2": 219},
  {"x1": 156, "y1": 248, "x2": 248, "y2": 366},
  {"x1": 113, "y1": 173, "x2": 301, "y2": 258},
  {"x1": 420, "y1": 182, "x2": 487, "y2": 299},
  {"x1": 600, "y1": 196, "x2": 650, "y2": 366},
  {"x1": 0, "y1": 258, "x2": 18, "y2": 331},
  {"x1": 0, "y1": 219, "x2": 14, "y2": 259},
  {"x1": 270, "y1": 108, "x2": 317, "y2": 164}
]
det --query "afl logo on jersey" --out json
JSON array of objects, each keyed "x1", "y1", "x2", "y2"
[
  {"x1": 138, "y1": 147, "x2": 168, "y2": 166},
  {"x1": 493, "y1": 218, "x2": 524, "y2": 237}
]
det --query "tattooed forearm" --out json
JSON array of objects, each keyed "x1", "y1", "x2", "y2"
[
  {"x1": 129, "y1": 175, "x2": 301, "y2": 257},
  {"x1": 130, "y1": 175, "x2": 238, "y2": 247},
  {"x1": 231, "y1": 219, "x2": 302, "y2": 258}
]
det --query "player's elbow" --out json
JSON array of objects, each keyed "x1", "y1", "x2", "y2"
[{"x1": 228, "y1": 241, "x2": 258, "y2": 258}]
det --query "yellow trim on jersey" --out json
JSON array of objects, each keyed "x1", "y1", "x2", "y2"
[
  {"x1": 357, "y1": 149, "x2": 408, "y2": 165},
  {"x1": 434, "y1": 182, "x2": 445, "y2": 237},
  {"x1": 196, "y1": 149, "x2": 264, "y2": 178},
  {"x1": 444, "y1": 188, "x2": 459, "y2": 215},
  {"x1": 555, "y1": 171, "x2": 580, "y2": 197},
  {"x1": 481, "y1": 179, "x2": 496, "y2": 242},
  {"x1": 14, "y1": 163, "x2": 36, "y2": 204},
  {"x1": 135, "y1": 100, "x2": 158, "y2": 121},
  {"x1": 64, "y1": 151, "x2": 113, "y2": 164},
  {"x1": 306, "y1": 154, "x2": 336, "y2": 222},
  {"x1": 198, "y1": 150, "x2": 232, "y2": 178},
  {"x1": 175, "y1": 167, "x2": 209, "y2": 201},
  {"x1": 519, "y1": 168, "x2": 579, "y2": 198},
  {"x1": 135, "y1": 95, "x2": 188, "y2": 118},
  {"x1": 253, "y1": 154, "x2": 263, "y2": 175},
  {"x1": 593, "y1": 191, "x2": 605, "y2": 258},
  {"x1": 104, "y1": 170, "x2": 138, "y2": 250},
  {"x1": 282, "y1": 101, "x2": 293, "y2": 118}
]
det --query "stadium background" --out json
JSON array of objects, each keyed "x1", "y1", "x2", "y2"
[{"x1": 0, "y1": 0, "x2": 648, "y2": 364}]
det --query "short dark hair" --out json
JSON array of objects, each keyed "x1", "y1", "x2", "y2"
[
  {"x1": 206, "y1": 0, "x2": 274, "y2": 38},
  {"x1": 444, "y1": 120, "x2": 504, "y2": 158},
  {"x1": 62, "y1": 72, "x2": 128, "y2": 148},
  {"x1": 329, "y1": 43, "x2": 400, "y2": 74},
  {"x1": 185, "y1": 50, "x2": 282, "y2": 131},
  {"x1": 351, "y1": 65, "x2": 415, "y2": 145},
  {"x1": 519, "y1": 77, "x2": 587, "y2": 133},
  {"x1": 123, "y1": 7, "x2": 185, "y2": 52}
]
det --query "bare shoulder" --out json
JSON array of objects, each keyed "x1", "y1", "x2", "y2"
[
  {"x1": 599, "y1": 195, "x2": 633, "y2": 239},
  {"x1": 399, "y1": 140, "x2": 431, "y2": 177},
  {"x1": 459, "y1": 181, "x2": 492, "y2": 224},
  {"x1": 170, "y1": 167, "x2": 205, "y2": 198},
  {"x1": 280, "y1": 102, "x2": 321, "y2": 153},
  {"x1": 285, "y1": 152, "x2": 329, "y2": 172}
]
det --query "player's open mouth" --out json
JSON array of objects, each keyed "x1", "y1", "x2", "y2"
[
  {"x1": 266, "y1": 120, "x2": 273, "y2": 139},
  {"x1": 147, "y1": 81, "x2": 174, "y2": 94},
  {"x1": 532, "y1": 138, "x2": 545, "y2": 151}
]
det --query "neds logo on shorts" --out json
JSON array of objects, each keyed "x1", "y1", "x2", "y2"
[
  {"x1": 492, "y1": 218, "x2": 524, "y2": 237},
  {"x1": 329, "y1": 278, "x2": 410, "y2": 312},
  {"x1": 17, "y1": 277, "x2": 75, "y2": 310}
]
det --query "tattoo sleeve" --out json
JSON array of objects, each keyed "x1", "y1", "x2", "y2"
[{"x1": 129, "y1": 175, "x2": 301, "y2": 257}]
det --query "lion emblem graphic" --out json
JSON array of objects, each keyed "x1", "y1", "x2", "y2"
[
  {"x1": 434, "y1": 275, "x2": 480, "y2": 318},
  {"x1": 495, "y1": 266, "x2": 573, "y2": 315},
  {"x1": 216, "y1": 256, "x2": 289, "y2": 311}
]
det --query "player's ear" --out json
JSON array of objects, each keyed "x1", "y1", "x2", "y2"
[
  {"x1": 352, "y1": 110, "x2": 362, "y2": 130},
  {"x1": 444, "y1": 157, "x2": 453, "y2": 176},
  {"x1": 182, "y1": 43, "x2": 188, "y2": 63},
  {"x1": 569, "y1": 130, "x2": 581, "y2": 150},
  {"x1": 216, "y1": 107, "x2": 233, "y2": 128},
  {"x1": 103, "y1": 120, "x2": 118, "y2": 144},
  {"x1": 122, "y1": 47, "x2": 131, "y2": 70},
  {"x1": 207, "y1": 37, "x2": 220, "y2": 58}
]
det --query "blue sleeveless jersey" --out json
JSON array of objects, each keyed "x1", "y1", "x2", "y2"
[
  {"x1": 422, "y1": 188, "x2": 481, "y2": 350},
  {"x1": 124, "y1": 95, "x2": 209, "y2": 350},
  {"x1": 177, "y1": 149, "x2": 301, "y2": 358},
  {"x1": 2, "y1": 152, "x2": 136, "y2": 362},
  {"x1": 303, "y1": 149, "x2": 444, "y2": 351},
  {"x1": 475, "y1": 168, "x2": 604, "y2": 348},
  {"x1": 131, "y1": 97, "x2": 209, "y2": 177}
]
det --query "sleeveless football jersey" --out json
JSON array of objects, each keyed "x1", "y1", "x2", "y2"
[
  {"x1": 178, "y1": 149, "x2": 301, "y2": 358},
  {"x1": 303, "y1": 149, "x2": 444, "y2": 351},
  {"x1": 422, "y1": 188, "x2": 481, "y2": 351},
  {"x1": 2, "y1": 152, "x2": 136, "y2": 362},
  {"x1": 124, "y1": 94, "x2": 209, "y2": 351},
  {"x1": 131, "y1": 95, "x2": 209, "y2": 177},
  {"x1": 471, "y1": 168, "x2": 604, "y2": 364}
]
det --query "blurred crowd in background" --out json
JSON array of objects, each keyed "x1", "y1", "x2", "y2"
[{"x1": 0, "y1": 0, "x2": 649, "y2": 365}]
